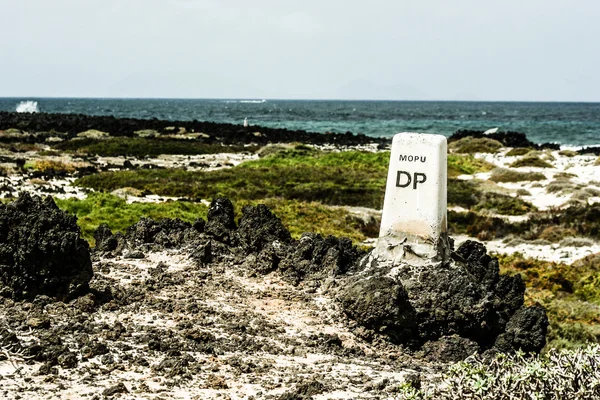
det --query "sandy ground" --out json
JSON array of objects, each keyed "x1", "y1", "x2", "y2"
[{"x1": 0, "y1": 246, "x2": 437, "y2": 399}]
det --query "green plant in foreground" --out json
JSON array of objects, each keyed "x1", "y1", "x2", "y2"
[
  {"x1": 395, "y1": 346, "x2": 600, "y2": 399},
  {"x1": 496, "y1": 252, "x2": 600, "y2": 350}
]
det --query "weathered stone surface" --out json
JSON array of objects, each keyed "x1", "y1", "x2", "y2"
[
  {"x1": 237, "y1": 204, "x2": 292, "y2": 253},
  {"x1": 205, "y1": 198, "x2": 236, "y2": 244},
  {"x1": 339, "y1": 275, "x2": 416, "y2": 343},
  {"x1": 279, "y1": 233, "x2": 365, "y2": 285},
  {"x1": 339, "y1": 238, "x2": 547, "y2": 354},
  {"x1": 494, "y1": 306, "x2": 549, "y2": 354},
  {"x1": 419, "y1": 335, "x2": 480, "y2": 362},
  {"x1": 0, "y1": 193, "x2": 93, "y2": 300}
]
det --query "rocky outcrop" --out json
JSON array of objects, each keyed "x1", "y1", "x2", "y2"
[
  {"x1": 449, "y1": 129, "x2": 560, "y2": 150},
  {"x1": 341, "y1": 240, "x2": 548, "y2": 359},
  {"x1": 0, "y1": 193, "x2": 93, "y2": 300},
  {"x1": 93, "y1": 199, "x2": 548, "y2": 359}
]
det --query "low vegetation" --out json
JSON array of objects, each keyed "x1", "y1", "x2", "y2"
[
  {"x1": 56, "y1": 193, "x2": 370, "y2": 245},
  {"x1": 506, "y1": 147, "x2": 532, "y2": 156},
  {"x1": 447, "y1": 154, "x2": 495, "y2": 177},
  {"x1": 53, "y1": 137, "x2": 256, "y2": 157},
  {"x1": 448, "y1": 136, "x2": 503, "y2": 154},
  {"x1": 497, "y1": 252, "x2": 600, "y2": 350},
  {"x1": 27, "y1": 160, "x2": 79, "y2": 173},
  {"x1": 558, "y1": 149, "x2": 578, "y2": 157},
  {"x1": 510, "y1": 155, "x2": 554, "y2": 168},
  {"x1": 75, "y1": 148, "x2": 389, "y2": 208},
  {"x1": 397, "y1": 346, "x2": 600, "y2": 399},
  {"x1": 489, "y1": 168, "x2": 546, "y2": 183},
  {"x1": 55, "y1": 193, "x2": 209, "y2": 243}
]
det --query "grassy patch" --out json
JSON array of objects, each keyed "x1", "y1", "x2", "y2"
[
  {"x1": 496, "y1": 252, "x2": 600, "y2": 349},
  {"x1": 53, "y1": 137, "x2": 257, "y2": 157},
  {"x1": 510, "y1": 155, "x2": 554, "y2": 168},
  {"x1": 236, "y1": 198, "x2": 371, "y2": 243},
  {"x1": 489, "y1": 168, "x2": 547, "y2": 183},
  {"x1": 55, "y1": 192, "x2": 209, "y2": 244},
  {"x1": 473, "y1": 192, "x2": 536, "y2": 216},
  {"x1": 27, "y1": 160, "x2": 79, "y2": 173},
  {"x1": 447, "y1": 154, "x2": 495, "y2": 177},
  {"x1": 558, "y1": 149, "x2": 578, "y2": 157},
  {"x1": 75, "y1": 148, "x2": 389, "y2": 209},
  {"x1": 448, "y1": 137, "x2": 503, "y2": 154},
  {"x1": 55, "y1": 193, "x2": 370, "y2": 245}
]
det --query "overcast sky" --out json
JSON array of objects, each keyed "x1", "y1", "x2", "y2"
[{"x1": 2, "y1": 0, "x2": 599, "y2": 101}]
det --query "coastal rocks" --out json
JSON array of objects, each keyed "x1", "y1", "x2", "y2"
[
  {"x1": 449, "y1": 129, "x2": 560, "y2": 150},
  {"x1": 0, "y1": 111, "x2": 387, "y2": 147},
  {"x1": 339, "y1": 275, "x2": 417, "y2": 343},
  {"x1": 0, "y1": 193, "x2": 93, "y2": 300},
  {"x1": 205, "y1": 198, "x2": 236, "y2": 244}
]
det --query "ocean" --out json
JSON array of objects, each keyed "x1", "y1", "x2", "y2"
[{"x1": 1, "y1": 98, "x2": 599, "y2": 147}]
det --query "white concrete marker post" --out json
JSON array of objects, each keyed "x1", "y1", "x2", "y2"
[{"x1": 375, "y1": 132, "x2": 449, "y2": 265}]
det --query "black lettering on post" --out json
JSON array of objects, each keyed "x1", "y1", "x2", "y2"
[
  {"x1": 399, "y1": 155, "x2": 407, "y2": 161},
  {"x1": 420, "y1": 156, "x2": 427, "y2": 163},
  {"x1": 413, "y1": 173, "x2": 427, "y2": 189},
  {"x1": 396, "y1": 171, "x2": 411, "y2": 188}
]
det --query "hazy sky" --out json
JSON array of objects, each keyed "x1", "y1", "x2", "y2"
[{"x1": 2, "y1": 0, "x2": 599, "y2": 101}]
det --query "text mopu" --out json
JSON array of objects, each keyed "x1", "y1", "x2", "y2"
[{"x1": 398, "y1": 154, "x2": 427, "y2": 163}]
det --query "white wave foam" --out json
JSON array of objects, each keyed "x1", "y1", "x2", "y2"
[
  {"x1": 16, "y1": 101, "x2": 39, "y2": 113},
  {"x1": 239, "y1": 99, "x2": 266, "y2": 104}
]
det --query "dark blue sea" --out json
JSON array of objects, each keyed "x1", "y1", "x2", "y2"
[{"x1": 1, "y1": 98, "x2": 599, "y2": 147}]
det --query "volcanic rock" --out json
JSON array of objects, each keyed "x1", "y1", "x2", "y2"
[
  {"x1": 205, "y1": 198, "x2": 236, "y2": 244},
  {"x1": 449, "y1": 129, "x2": 560, "y2": 150},
  {"x1": 0, "y1": 193, "x2": 93, "y2": 301},
  {"x1": 339, "y1": 239, "x2": 548, "y2": 354}
]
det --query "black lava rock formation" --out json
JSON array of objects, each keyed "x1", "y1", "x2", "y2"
[
  {"x1": 0, "y1": 111, "x2": 388, "y2": 147},
  {"x1": 449, "y1": 129, "x2": 560, "y2": 150},
  {"x1": 93, "y1": 198, "x2": 548, "y2": 360},
  {"x1": 0, "y1": 193, "x2": 93, "y2": 300},
  {"x1": 342, "y1": 240, "x2": 548, "y2": 360}
]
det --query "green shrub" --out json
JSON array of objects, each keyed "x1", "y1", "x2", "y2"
[
  {"x1": 506, "y1": 147, "x2": 532, "y2": 156},
  {"x1": 558, "y1": 149, "x2": 578, "y2": 157},
  {"x1": 473, "y1": 192, "x2": 536, "y2": 216},
  {"x1": 489, "y1": 168, "x2": 546, "y2": 183},
  {"x1": 447, "y1": 154, "x2": 495, "y2": 177},
  {"x1": 510, "y1": 156, "x2": 554, "y2": 168},
  {"x1": 448, "y1": 136, "x2": 503, "y2": 153},
  {"x1": 537, "y1": 226, "x2": 577, "y2": 242}
]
